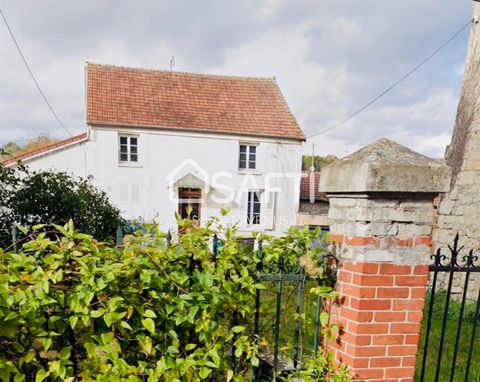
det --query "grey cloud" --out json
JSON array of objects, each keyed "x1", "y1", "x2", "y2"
[{"x1": 0, "y1": 0, "x2": 474, "y2": 157}]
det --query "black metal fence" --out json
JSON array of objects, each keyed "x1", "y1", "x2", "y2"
[{"x1": 417, "y1": 234, "x2": 480, "y2": 382}]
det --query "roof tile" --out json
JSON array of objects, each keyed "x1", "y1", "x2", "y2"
[{"x1": 86, "y1": 63, "x2": 305, "y2": 141}]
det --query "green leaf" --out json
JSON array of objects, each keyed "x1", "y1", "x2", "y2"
[
  {"x1": 187, "y1": 305, "x2": 199, "y2": 323},
  {"x1": 104, "y1": 311, "x2": 126, "y2": 327},
  {"x1": 58, "y1": 347, "x2": 71, "y2": 361},
  {"x1": 90, "y1": 308, "x2": 106, "y2": 318},
  {"x1": 234, "y1": 347, "x2": 243, "y2": 358},
  {"x1": 42, "y1": 338, "x2": 52, "y2": 351},
  {"x1": 35, "y1": 369, "x2": 50, "y2": 382},
  {"x1": 120, "y1": 321, "x2": 132, "y2": 330},
  {"x1": 199, "y1": 367, "x2": 211, "y2": 379},
  {"x1": 14, "y1": 374, "x2": 25, "y2": 382},
  {"x1": 143, "y1": 309, "x2": 157, "y2": 318},
  {"x1": 167, "y1": 345, "x2": 179, "y2": 354},
  {"x1": 142, "y1": 318, "x2": 155, "y2": 334},
  {"x1": 69, "y1": 316, "x2": 78, "y2": 329},
  {"x1": 320, "y1": 312, "x2": 329, "y2": 327},
  {"x1": 4, "y1": 311, "x2": 18, "y2": 321}
]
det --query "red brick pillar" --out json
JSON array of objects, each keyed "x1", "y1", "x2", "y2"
[
  {"x1": 328, "y1": 256, "x2": 429, "y2": 381},
  {"x1": 319, "y1": 139, "x2": 451, "y2": 382}
]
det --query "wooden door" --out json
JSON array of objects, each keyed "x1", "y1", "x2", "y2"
[{"x1": 178, "y1": 188, "x2": 202, "y2": 224}]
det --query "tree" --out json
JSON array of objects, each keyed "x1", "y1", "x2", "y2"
[
  {"x1": 0, "y1": 165, "x2": 124, "y2": 247},
  {"x1": 0, "y1": 135, "x2": 57, "y2": 160},
  {"x1": 1, "y1": 142, "x2": 21, "y2": 156},
  {"x1": 302, "y1": 155, "x2": 338, "y2": 171}
]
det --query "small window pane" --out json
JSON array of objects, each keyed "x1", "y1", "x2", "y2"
[
  {"x1": 130, "y1": 154, "x2": 138, "y2": 162},
  {"x1": 247, "y1": 191, "x2": 261, "y2": 225},
  {"x1": 240, "y1": 145, "x2": 247, "y2": 154},
  {"x1": 130, "y1": 137, "x2": 138, "y2": 145},
  {"x1": 239, "y1": 160, "x2": 247, "y2": 169},
  {"x1": 120, "y1": 145, "x2": 128, "y2": 153},
  {"x1": 120, "y1": 137, "x2": 128, "y2": 144},
  {"x1": 130, "y1": 146, "x2": 138, "y2": 154},
  {"x1": 120, "y1": 153, "x2": 128, "y2": 162},
  {"x1": 248, "y1": 161, "x2": 256, "y2": 170},
  {"x1": 250, "y1": 146, "x2": 256, "y2": 154}
]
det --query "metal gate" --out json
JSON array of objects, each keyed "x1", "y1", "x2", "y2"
[{"x1": 417, "y1": 234, "x2": 480, "y2": 382}]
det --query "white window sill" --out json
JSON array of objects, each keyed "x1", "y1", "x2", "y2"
[
  {"x1": 118, "y1": 162, "x2": 143, "y2": 168},
  {"x1": 238, "y1": 170, "x2": 262, "y2": 175}
]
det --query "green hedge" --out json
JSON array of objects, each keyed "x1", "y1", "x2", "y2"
[{"x1": 0, "y1": 219, "x2": 350, "y2": 382}]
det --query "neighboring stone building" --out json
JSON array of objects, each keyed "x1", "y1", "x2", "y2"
[
  {"x1": 433, "y1": 5, "x2": 480, "y2": 298},
  {"x1": 296, "y1": 171, "x2": 329, "y2": 230}
]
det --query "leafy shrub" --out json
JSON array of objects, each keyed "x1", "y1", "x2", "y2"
[
  {"x1": 0, "y1": 165, "x2": 124, "y2": 247},
  {"x1": 0, "y1": 218, "x2": 350, "y2": 381}
]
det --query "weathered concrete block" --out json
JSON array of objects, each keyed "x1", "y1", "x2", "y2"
[{"x1": 319, "y1": 138, "x2": 451, "y2": 194}]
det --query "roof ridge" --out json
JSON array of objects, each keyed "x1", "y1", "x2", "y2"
[{"x1": 86, "y1": 62, "x2": 276, "y2": 82}]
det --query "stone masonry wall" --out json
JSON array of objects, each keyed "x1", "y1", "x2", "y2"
[
  {"x1": 329, "y1": 196, "x2": 434, "y2": 251},
  {"x1": 434, "y1": 7, "x2": 480, "y2": 300}
]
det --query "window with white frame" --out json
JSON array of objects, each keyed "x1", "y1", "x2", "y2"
[
  {"x1": 119, "y1": 135, "x2": 138, "y2": 163},
  {"x1": 247, "y1": 191, "x2": 262, "y2": 225},
  {"x1": 239, "y1": 144, "x2": 257, "y2": 170}
]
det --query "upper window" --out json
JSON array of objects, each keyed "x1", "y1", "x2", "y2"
[
  {"x1": 119, "y1": 136, "x2": 138, "y2": 163},
  {"x1": 239, "y1": 144, "x2": 257, "y2": 170},
  {"x1": 247, "y1": 191, "x2": 262, "y2": 225}
]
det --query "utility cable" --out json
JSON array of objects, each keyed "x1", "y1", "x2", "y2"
[
  {"x1": 0, "y1": 8, "x2": 72, "y2": 137},
  {"x1": 308, "y1": 18, "x2": 473, "y2": 138}
]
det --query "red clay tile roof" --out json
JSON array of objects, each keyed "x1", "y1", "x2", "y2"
[
  {"x1": 300, "y1": 171, "x2": 326, "y2": 201},
  {"x1": 86, "y1": 63, "x2": 305, "y2": 141},
  {"x1": 1, "y1": 132, "x2": 88, "y2": 167}
]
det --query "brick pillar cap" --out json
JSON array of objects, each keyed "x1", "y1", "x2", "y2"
[{"x1": 319, "y1": 138, "x2": 451, "y2": 194}]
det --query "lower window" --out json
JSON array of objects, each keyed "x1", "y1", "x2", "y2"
[{"x1": 247, "y1": 191, "x2": 262, "y2": 225}]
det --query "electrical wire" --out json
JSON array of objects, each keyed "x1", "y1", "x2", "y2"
[
  {"x1": 0, "y1": 8, "x2": 72, "y2": 137},
  {"x1": 308, "y1": 18, "x2": 473, "y2": 139}
]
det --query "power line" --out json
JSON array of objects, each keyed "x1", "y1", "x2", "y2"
[
  {"x1": 308, "y1": 18, "x2": 473, "y2": 139},
  {"x1": 0, "y1": 8, "x2": 72, "y2": 137}
]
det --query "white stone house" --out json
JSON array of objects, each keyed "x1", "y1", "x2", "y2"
[{"x1": 2, "y1": 63, "x2": 305, "y2": 236}]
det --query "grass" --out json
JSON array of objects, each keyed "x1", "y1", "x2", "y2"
[
  {"x1": 415, "y1": 291, "x2": 480, "y2": 382},
  {"x1": 257, "y1": 279, "x2": 323, "y2": 364}
]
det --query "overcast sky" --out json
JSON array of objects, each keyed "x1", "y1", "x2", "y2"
[{"x1": 0, "y1": 1, "x2": 474, "y2": 158}]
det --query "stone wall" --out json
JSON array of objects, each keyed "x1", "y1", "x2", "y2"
[
  {"x1": 329, "y1": 196, "x2": 433, "y2": 248},
  {"x1": 433, "y1": 5, "x2": 480, "y2": 300}
]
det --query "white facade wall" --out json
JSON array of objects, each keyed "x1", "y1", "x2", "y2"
[{"x1": 22, "y1": 126, "x2": 303, "y2": 236}]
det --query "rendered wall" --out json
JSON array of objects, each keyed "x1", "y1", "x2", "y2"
[{"x1": 20, "y1": 126, "x2": 303, "y2": 236}]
